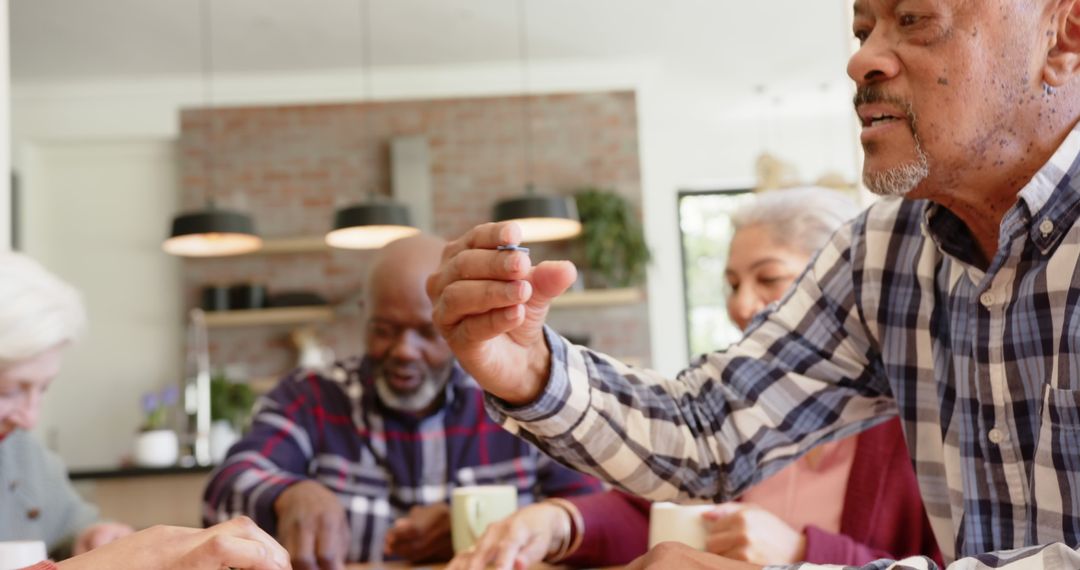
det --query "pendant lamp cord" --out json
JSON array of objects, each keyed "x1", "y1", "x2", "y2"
[
  {"x1": 517, "y1": 0, "x2": 535, "y2": 189},
  {"x1": 200, "y1": 0, "x2": 216, "y2": 207},
  {"x1": 357, "y1": 0, "x2": 374, "y2": 201}
]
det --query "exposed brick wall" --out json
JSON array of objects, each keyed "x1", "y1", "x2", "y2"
[{"x1": 179, "y1": 91, "x2": 651, "y2": 382}]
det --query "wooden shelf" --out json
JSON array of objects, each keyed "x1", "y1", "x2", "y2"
[
  {"x1": 203, "y1": 306, "x2": 334, "y2": 328},
  {"x1": 551, "y1": 288, "x2": 642, "y2": 308},
  {"x1": 246, "y1": 236, "x2": 330, "y2": 255},
  {"x1": 202, "y1": 289, "x2": 639, "y2": 329}
]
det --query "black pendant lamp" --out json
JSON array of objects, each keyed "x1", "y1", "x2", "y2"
[
  {"x1": 326, "y1": 199, "x2": 419, "y2": 250},
  {"x1": 163, "y1": 0, "x2": 261, "y2": 257},
  {"x1": 492, "y1": 0, "x2": 582, "y2": 244},
  {"x1": 494, "y1": 184, "x2": 582, "y2": 243},
  {"x1": 163, "y1": 202, "x2": 262, "y2": 257},
  {"x1": 325, "y1": 0, "x2": 418, "y2": 250}
]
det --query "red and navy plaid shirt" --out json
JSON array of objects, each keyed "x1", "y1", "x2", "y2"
[{"x1": 202, "y1": 358, "x2": 601, "y2": 562}]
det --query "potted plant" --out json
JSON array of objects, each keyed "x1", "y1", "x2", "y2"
[
  {"x1": 573, "y1": 188, "x2": 651, "y2": 288},
  {"x1": 134, "y1": 386, "x2": 180, "y2": 468},
  {"x1": 208, "y1": 374, "x2": 256, "y2": 463}
]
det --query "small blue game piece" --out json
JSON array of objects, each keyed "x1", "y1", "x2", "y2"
[{"x1": 497, "y1": 245, "x2": 530, "y2": 253}]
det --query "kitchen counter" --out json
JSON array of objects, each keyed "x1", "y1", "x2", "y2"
[
  {"x1": 69, "y1": 463, "x2": 215, "y2": 481},
  {"x1": 69, "y1": 464, "x2": 215, "y2": 528}
]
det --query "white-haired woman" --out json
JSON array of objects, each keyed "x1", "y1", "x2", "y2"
[
  {"x1": 448, "y1": 188, "x2": 942, "y2": 570},
  {"x1": 1, "y1": 253, "x2": 289, "y2": 570}
]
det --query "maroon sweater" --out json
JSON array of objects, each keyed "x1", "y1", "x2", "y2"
[{"x1": 563, "y1": 418, "x2": 943, "y2": 567}]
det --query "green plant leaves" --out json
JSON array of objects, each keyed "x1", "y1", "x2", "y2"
[{"x1": 574, "y1": 188, "x2": 651, "y2": 288}]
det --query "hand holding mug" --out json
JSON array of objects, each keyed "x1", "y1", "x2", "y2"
[{"x1": 703, "y1": 503, "x2": 805, "y2": 565}]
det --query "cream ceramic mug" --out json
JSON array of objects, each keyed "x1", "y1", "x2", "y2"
[
  {"x1": 0, "y1": 540, "x2": 47, "y2": 570},
  {"x1": 648, "y1": 502, "x2": 715, "y2": 550},
  {"x1": 451, "y1": 485, "x2": 518, "y2": 553}
]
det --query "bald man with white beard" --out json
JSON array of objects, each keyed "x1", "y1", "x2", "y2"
[{"x1": 203, "y1": 234, "x2": 601, "y2": 570}]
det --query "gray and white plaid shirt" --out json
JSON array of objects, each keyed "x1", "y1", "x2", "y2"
[{"x1": 488, "y1": 127, "x2": 1080, "y2": 569}]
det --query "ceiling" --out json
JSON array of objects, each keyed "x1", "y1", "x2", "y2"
[{"x1": 10, "y1": 0, "x2": 853, "y2": 88}]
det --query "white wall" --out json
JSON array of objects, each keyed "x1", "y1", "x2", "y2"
[
  {"x1": 1, "y1": 0, "x2": 10, "y2": 251},
  {"x1": 23, "y1": 140, "x2": 182, "y2": 468},
  {"x1": 13, "y1": 52, "x2": 858, "y2": 466}
]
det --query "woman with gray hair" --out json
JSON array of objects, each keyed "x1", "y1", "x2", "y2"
[
  {"x1": 448, "y1": 187, "x2": 941, "y2": 570},
  {"x1": 725, "y1": 187, "x2": 862, "y2": 332},
  {"x1": 0, "y1": 253, "x2": 289, "y2": 570},
  {"x1": 0, "y1": 253, "x2": 135, "y2": 557}
]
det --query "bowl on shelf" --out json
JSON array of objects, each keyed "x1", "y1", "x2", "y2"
[
  {"x1": 266, "y1": 291, "x2": 328, "y2": 308},
  {"x1": 228, "y1": 283, "x2": 267, "y2": 310}
]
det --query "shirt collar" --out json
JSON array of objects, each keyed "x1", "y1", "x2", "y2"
[
  {"x1": 923, "y1": 122, "x2": 1080, "y2": 261},
  {"x1": 1019, "y1": 124, "x2": 1080, "y2": 254}
]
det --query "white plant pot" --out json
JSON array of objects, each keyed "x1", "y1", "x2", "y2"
[
  {"x1": 209, "y1": 420, "x2": 239, "y2": 464},
  {"x1": 133, "y1": 429, "x2": 179, "y2": 468}
]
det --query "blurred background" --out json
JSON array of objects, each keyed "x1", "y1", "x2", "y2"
[{"x1": 0, "y1": 0, "x2": 860, "y2": 491}]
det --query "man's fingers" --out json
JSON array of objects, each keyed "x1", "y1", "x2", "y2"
[
  {"x1": 450, "y1": 305, "x2": 526, "y2": 346},
  {"x1": 315, "y1": 518, "x2": 347, "y2": 570},
  {"x1": 437, "y1": 280, "x2": 532, "y2": 327},
  {"x1": 527, "y1": 261, "x2": 578, "y2": 306},
  {"x1": 428, "y1": 248, "x2": 532, "y2": 299},
  {"x1": 289, "y1": 522, "x2": 318, "y2": 570}
]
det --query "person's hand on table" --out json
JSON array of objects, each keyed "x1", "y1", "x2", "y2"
[
  {"x1": 446, "y1": 502, "x2": 570, "y2": 570},
  {"x1": 73, "y1": 521, "x2": 136, "y2": 554},
  {"x1": 427, "y1": 222, "x2": 578, "y2": 406},
  {"x1": 56, "y1": 516, "x2": 290, "y2": 570},
  {"x1": 702, "y1": 503, "x2": 805, "y2": 565},
  {"x1": 274, "y1": 480, "x2": 349, "y2": 570},
  {"x1": 626, "y1": 541, "x2": 764, "y2": 570},
  {"x1": 384, "y1": 503, "x2": 453, "y2": 563}
]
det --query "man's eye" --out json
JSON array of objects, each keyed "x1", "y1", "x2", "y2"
[
  {"x1": 854, "y1": 29, "x2": 871, "y2": 44},
  {"x1": 898, "y1": 13, "x2": 921, "y2": 27}
]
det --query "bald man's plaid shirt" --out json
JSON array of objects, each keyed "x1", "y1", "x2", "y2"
[
  {"x1": 202, "y1": 359, "x2": 600, "y2": 562},
  {"x1": 489, "y1": 128, "x2": 1080, "y2": 569}
]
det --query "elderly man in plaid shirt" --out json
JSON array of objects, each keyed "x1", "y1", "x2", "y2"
[
  {"x1": 428, "y1": 1, "x2": 1080, "y2": 569},
  {"x1": 202, "y1": 234, "x2": 601, "y2": 570}
]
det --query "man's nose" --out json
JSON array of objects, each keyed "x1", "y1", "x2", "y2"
[
  {"x1": 389, "y1": 329, "x2": 423, "y2": 360},
  {"x1": 847, "y1": 29, "x2": 901, "y2": 87}
]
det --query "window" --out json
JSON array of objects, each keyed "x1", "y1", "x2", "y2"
[{"x1": 679, "y1": 189, "x2": 753, "y2": 359}]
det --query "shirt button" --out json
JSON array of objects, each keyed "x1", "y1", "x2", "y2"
[
  {"x1": 988, "y1": 428, "x2": 1006, "y2": 444},
  {"x1": 1039, "y1": 218, "x2": 1054, "y2": 236},
  {"x1": 980, "y1": 292, "x2": 995, "y2": 307}
]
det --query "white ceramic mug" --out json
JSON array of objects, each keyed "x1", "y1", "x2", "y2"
[
  {"x1": 648, "y1": 502, "x2": 715, "y2": 550},
  {"x1": 450, "y1": 485, "x2": 518, "y2": 553},
  {"x1": 0, "y1": 540, "x2": 47, "y2": 570}
]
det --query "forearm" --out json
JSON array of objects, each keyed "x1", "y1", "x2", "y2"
[
  {"x1": 487, "y1": 234, "x2": 892, "y2": 501},
  {"x1": 801, "y1": 525, "x2": 894, "y2": 566},
  {"x1": 562, "y1": 490, "x2": 649, "y2": 567},
  {"x1": 488, "y1": 329, "x2": 888, "y2": 502}
]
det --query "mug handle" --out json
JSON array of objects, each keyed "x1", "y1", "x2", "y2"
[{"x1": 465, "y1": 495, "x2": 485, "y2": 542}]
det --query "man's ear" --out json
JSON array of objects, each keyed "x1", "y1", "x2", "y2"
[{"x1": 1045, "y1": 0, "x2": 1080, "y2": 86}]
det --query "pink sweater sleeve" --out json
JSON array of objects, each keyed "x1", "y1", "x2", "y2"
[{"x1": 562, "y1": 489, "x2": 650, "y2": 567}]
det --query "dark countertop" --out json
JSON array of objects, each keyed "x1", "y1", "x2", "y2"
[{"x1": 69, "y1": 463, "x2": 216, "y2": 481}]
